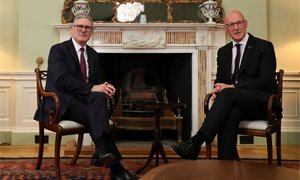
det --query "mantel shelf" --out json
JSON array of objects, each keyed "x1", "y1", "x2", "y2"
[{"x1": 54, "y1": 22, "x2": 224, "y2": 30}]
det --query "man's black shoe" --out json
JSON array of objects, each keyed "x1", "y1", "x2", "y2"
[
  {"x1": 111, "y1": 168, "x2": 139, "y2": 180},
  {"x1": 91, "y1": 147, "x2": 115, "y2": 167},
  {"x1": 170, "y1": 140, "x2": 200, "y2": 160}
]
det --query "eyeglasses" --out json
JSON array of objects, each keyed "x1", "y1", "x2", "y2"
[
  {"x1": 74, "y1": 24, "x2": 92, "y2": 32},
  {"x1": 225, "y1": 20, "x2": 246, "y2": 28}
]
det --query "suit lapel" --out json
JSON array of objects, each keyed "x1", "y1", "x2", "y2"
[
  {"x1": 87, "y1": 46, "x2": 98, "y2": 82},
  {"x1": 239, "y1": 34, "x2": 255, "y2": 73},
  {"x1": 86, "y1": 47, "x2": 93, "y2": 69},
  {"x1": 67, "y1": 39, "x2": 81, "y2": 70},
  {"x1": 226, "y1": 43, "x2": 234, "y2": 81}
]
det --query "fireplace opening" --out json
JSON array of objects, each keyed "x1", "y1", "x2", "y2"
[{"x1": 98, "y1": 53, "x2": 192, "y2": 142}]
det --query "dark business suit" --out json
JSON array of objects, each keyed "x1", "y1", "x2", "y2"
[
  {"x1": 34, "y1": 39, "x2": 122, "y2": 161},
  {"x1": 198, "y1": 33, "x2": 277, "y2": 159}
]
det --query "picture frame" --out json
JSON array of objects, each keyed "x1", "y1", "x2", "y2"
[{"x1": 61, "y1": 0, "x2": 224, "y2": 23}]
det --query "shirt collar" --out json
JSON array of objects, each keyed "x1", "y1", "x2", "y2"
[
  {"x1": 232, "y1": 33, "x2": 249, "y2": 47},
  {"x1": 72, "y1": 38, "x2": 86, "y2": 52}
]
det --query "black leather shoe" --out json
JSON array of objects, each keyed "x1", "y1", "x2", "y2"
[
  {"x1": 170, "y1": 140, "x2": 200, "y2": 160},
  {"x1": 91, "y1": 147, "x2": 115, "y2": 167},
  {"x1": 111, "y1": 168, "x2": 139, "y2": 180}
]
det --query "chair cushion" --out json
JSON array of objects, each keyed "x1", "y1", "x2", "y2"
[
  {"x1": 58, "y1": 120, "x2": 86, "y2": 129},
  {"x1": 238, "y1": 120, "x2": 268, "y2": 130},
  {"x1": 109, "y1": 119, "x2": 114, "y2": 126},
  {"x1": 58, "y1": 119, "x2": 115, "y2": 129}
]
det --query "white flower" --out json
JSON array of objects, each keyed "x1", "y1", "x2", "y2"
[{"x1": 116, "y1": 2, "x2": 144, "y2": 22}]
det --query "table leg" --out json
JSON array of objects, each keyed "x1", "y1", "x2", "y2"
[
  {"x1": 136, "y1": 139, "x2": 169, "y2": 174},
  {"x1": 136, "y1": 109, "x2": 169, "y2": 174},
  {"x1": 136, "y1": 140, "x2": 157, "y2": 174}
]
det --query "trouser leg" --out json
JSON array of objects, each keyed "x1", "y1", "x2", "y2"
[
  {"x1": 87, "y1": 92, "x2": 122, "y2": 160},
  {"x1": 61, "y1": 92, "x2": 122, "y2": 160},
  {"x1": 104, "y1": 134, "x2": 122, "y2": 161},
  {"x1": 86, "y1": 92, "x2": 110, "y2": 142},
  {"x1": 61, "y1": 92, "x2": 109, "y2": 141},
  {"x1": 217, "y1": 106, "x2": 243, "y2": 160},
  {"x1": 198, "y1": 88, "x2": 266, "y2": 143}
]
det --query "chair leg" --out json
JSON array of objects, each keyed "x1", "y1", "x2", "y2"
[
  {"x1": 266, "y1": 134, "x2": 273, "y2": 165},
  {"x1": 55, "y1": 132, "x2": 63, "y2": 179},
  {"x1": 276, "y1": 129, "x2": 282, "y2": 166},
  {"x1": 205, "y1": 142, "x2": 212, "y2": 159},
  {"x1": 36, "y1": 124, "x2": 44, "y2": 170},
  {"x1": 71, "y1": 133, "x2": 84, "y2": 165}
]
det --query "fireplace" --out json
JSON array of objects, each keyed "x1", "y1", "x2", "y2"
[
  {"x1": 99, "y1": 53, "x2": 192, "y2": 140},
  {"x1": 54, "y1": 23, "x2": 226, "y2": 145}
]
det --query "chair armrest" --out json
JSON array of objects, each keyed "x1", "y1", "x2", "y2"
[
  {"x1": 107, "y1": 97, "x2": 115, "y2": 115},
  {"x1": 204, "y1": 93, "x2": 214, "y2": 115},
  {"x1": 111, "y1": 94, "x2": 123, "y2": 117},
  {"x1": 39, "y1": 89, "x2": 60, "y2": 125},
  {"x1": 267, "y1": 93, "x2": 282, "y2": 125}
]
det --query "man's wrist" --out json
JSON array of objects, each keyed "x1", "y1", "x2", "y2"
[{"x1": 91, "y1": 85, "x2": 96, "y2": 92}]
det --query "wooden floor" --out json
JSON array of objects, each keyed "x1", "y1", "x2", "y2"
[{"x1": 0, "y1": 143, "x2": 299, "y2": 160}]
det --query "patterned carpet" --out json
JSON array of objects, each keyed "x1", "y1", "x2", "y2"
[
  {"x1": 0, "y1": 158, "x2": 299, "y2": 179},
  {"x1": 0, "y1": 158, "x2": 160, "y2": 179}
]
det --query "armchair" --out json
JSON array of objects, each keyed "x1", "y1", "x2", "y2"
[
  {"x1": 205, "y1": 69, "x2": 284, "y2": 166},
  {"x1": 34, "y1": 68, "x2": 116, "y2": 179}
]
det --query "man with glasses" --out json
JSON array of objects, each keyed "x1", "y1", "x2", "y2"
[
  {"x1": 171, "y1": 10, "x2": 278, "y2": 160},
  {"x1": 34, "y1": 14, "x2": 137, "y2": 179}
]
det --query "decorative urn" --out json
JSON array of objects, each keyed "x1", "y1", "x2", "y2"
[
  {"x1": 198, "y1": 0, "x2": 220, "y2": 24},
  {"x1": 72, "y1": 0, "x2": 90, "y2": 16}
]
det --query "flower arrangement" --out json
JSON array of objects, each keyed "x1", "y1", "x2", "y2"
[{"x1": 116, "y1": 2, "x2": 144, "y2": 22}]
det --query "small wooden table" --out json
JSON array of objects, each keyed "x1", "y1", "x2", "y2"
[
  {"x1": 140, "y1": 160, "x2": 300, "y2": 180},
  {"x1": 133, "y1": 102, "x2": 185, "y2": 174}
]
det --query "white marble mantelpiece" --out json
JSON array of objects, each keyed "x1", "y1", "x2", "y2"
[
  {"x1": 54, "y1": 23, "x2": 225, "y2": 49},
  {"x1": 54, "y1": 23, "x2": 226, "y2": 140}
]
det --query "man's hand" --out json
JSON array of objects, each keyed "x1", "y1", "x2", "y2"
[
  {"x1": 210, "y1": 83, "x2": 235, "y2": 100},
  {"x1": 91, "y1": 82, "x2": 116, "y2": 98}
]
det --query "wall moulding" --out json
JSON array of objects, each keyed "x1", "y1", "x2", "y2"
[{"x1": 62, "y1": 0, "x2": 224, "y2": 23}]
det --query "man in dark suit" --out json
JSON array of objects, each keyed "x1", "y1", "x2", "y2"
[
  {"x1": 34, "y1": 14, "x2": 137, "y2": 180},
  {"x1": 171, "y1": 10, "x2": 278, "y2": 160}
]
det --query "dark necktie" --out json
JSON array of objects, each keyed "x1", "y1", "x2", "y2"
[
  {"x1": 80, "y1": 47, "x2": 87, "y2": 82},
  {"x1": 232, "y1": 44, "x2": 241, "y2": 84}
]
